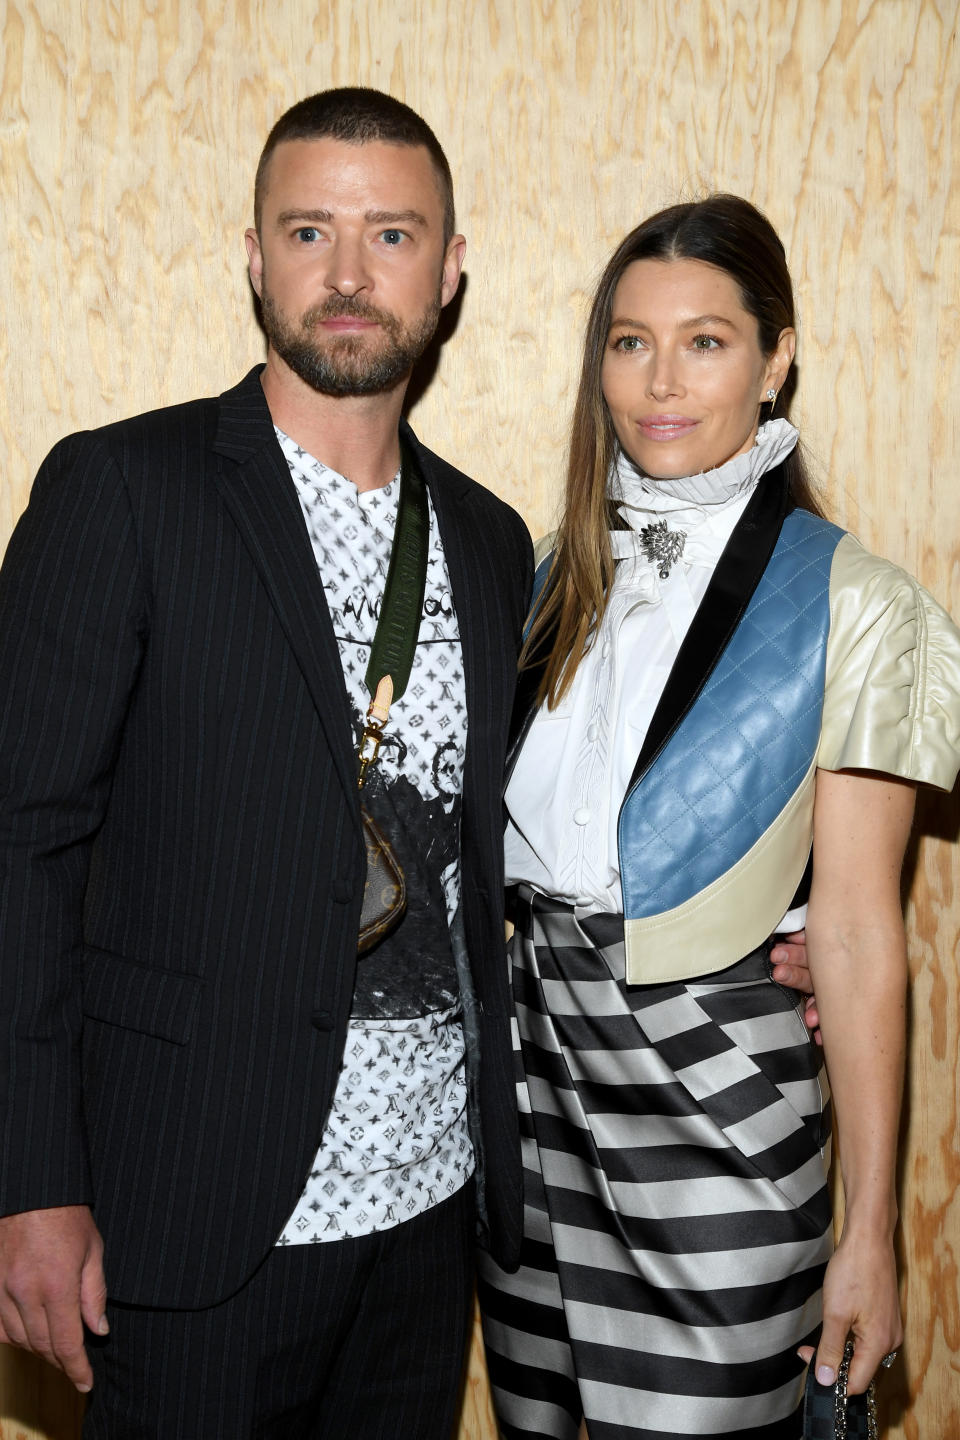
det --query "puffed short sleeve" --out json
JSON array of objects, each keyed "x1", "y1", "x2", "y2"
[{"x1": 817, "y1": 533, "x2": 960, "y2": 789}]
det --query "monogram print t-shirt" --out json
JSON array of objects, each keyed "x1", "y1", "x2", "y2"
[{"x1": 275, "y1": 430, "x2": 473, "y2": 1245}]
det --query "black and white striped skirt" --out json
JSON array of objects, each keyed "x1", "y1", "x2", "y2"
[{"x1": 479, "y1": 887, "x2": 833, "y2": 1439}]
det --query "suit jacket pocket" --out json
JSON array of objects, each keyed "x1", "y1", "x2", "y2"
[{"x1": 82, "y1": 947, "x2": 203, "y2": 1045}]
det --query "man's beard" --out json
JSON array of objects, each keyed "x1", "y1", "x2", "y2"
[{"x1": 259, "y1": 285, "x2": 442, "y2": 398}]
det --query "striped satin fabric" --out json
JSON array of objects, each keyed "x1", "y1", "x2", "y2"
[{"x1": 479, "y1": 888, "x2": 834, "y2": 1439}]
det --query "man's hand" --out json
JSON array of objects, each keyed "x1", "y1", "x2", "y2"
[
  {"x1": 770, "y1": 929, "x2": 822, "y2": 1044},
  {"x1": 0, "y1": 1205, "x2": 108, "y2": 1392}
]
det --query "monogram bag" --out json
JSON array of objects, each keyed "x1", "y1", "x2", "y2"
[
  {"x1": 355, "y1": 444, "x2": 429, "y2": 955},
  {"x1": 802, "y1": 1343, "x2": 879, "y2": 1439}
]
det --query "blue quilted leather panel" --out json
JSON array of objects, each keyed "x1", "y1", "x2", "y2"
[{"x1": 619, "y1": 510, "x2": 844, "y2": 920}]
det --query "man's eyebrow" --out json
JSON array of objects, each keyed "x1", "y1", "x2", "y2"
[
  {"x1": 275, "y1": 209, "x2": 334, "y2": 228},
  {"x1": 364, "y1": 209, "x2": 428, "y2": 228},
  {"x1": 273, "y1": 208, "x2": 430, "y2": 230}
]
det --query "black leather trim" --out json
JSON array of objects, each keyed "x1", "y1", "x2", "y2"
[
  {"x1": 505, "y1": 467, "x2": 794, "y2": 801},
  {"x1": 623, "y1": 464, "x2": 793, "y2": 797}
]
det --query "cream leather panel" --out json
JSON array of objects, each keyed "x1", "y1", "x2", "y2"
[
  {"x1": 623, "y1": 534, "x2": 960, "y2": 986},
  {"x1": 624, "y1": 761, "x2": 816, "y2": 985},
  {"x1": 817, "y1": 534, "x2": 960, "y2": 790},
  {"x1": 532, "y1": 532, "x2": 557, "y2": 569}
]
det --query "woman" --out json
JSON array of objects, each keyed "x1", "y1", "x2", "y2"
[{"x1": 478, "y1": 195, "x2": 960, "y2": 1438}]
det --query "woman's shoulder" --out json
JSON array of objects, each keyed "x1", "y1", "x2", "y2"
[
  {"x1": 819, "y1": 532, "x2": 960, "y2": 791},
  {"x1": 827, "y1": 532, "x2": 960, "y2": 675},
  {"x1": 829, "y1": 531, "x2": 936, "y2": 605}
]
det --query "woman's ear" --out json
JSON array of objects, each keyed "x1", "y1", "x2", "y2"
[{"x1": 762, "y1": 326, "x2": 796, "y2": 401}]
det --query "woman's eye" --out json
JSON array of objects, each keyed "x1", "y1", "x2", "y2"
[
  {"x1": 692, "y1": 334, "x2": 720, "y2": 350},
  {"x1": 615, "y1": 335, "x2": 642, "y2": 351}
]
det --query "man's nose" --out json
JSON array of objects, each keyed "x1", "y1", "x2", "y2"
[{"x1": 323, "y1": 237, "x2": 371, "y2": 297}]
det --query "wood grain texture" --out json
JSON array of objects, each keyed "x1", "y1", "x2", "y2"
[{"x1": 1, "y1": 2, "x2": 957, "y2": 1436}]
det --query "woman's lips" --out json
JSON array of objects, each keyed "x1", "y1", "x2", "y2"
[{"x1": 637, "y1": 416, "x2": 698, "y2": 441}]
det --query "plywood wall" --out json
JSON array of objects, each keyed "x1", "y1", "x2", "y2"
[{"x1": 1, "y1": 2, "x2": 957, "y2": 1437}]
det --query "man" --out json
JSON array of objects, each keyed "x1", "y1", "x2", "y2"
[{"x1": 0, "y1": 88, "x2": 532, "y2": 1437}]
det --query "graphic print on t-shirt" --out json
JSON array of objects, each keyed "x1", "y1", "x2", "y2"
[{"x1": 275, "y1": 433, "x2": 473, "y2": 1244}]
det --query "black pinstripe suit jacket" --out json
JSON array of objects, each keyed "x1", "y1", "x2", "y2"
[{"x1": 0, "y1": 367, "x2": 532, "y2": 1307}]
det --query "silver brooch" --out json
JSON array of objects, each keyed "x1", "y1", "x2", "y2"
[{"x1": 639, "y1": 520, "x2": 686, "y2": 579}]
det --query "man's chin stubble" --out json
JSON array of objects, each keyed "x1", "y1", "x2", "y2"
[
  {"x1": 279, "y1": 341, "x2": 412, "y2": 397},
  {"x1": 260, "y1": 292, "x2": 440, "y2": 399}
]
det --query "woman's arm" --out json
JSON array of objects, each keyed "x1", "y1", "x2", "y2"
[{"x1": 800, "y1": 768, "x2": 915, "y2": 1394}]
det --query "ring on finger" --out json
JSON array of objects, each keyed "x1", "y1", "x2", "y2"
[{"x1": 880, "y1": 1351, "x2": 898, "y2": 1369}]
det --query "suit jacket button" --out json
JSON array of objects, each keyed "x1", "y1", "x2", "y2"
[{"x1": 311, "y1": 1009, "x2": 334, "y2": 1031}]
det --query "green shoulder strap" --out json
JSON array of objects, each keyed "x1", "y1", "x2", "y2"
[{"x1": 364, "y1": 442, "x2": 429, "y2": 703}]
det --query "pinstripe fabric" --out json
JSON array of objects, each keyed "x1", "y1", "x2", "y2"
[
  {"x1": 0, "y1": 367, "x2": 531, "y2": 1307},
  {"x1": 84, "y1": 1180, "x2": 476, "y2": 1440},
  {"x1": 424, "y1": 427, "x2": 533, "y2": 1266},
  {"x1": 478, "y1": 889, "x2": 833, "y2": 1439}
]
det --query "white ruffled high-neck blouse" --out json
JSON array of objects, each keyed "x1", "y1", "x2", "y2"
[{"x1": 504, "y1": 420, "x2": 802, "y2": 914}]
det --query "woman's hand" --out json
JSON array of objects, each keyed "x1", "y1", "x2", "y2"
[{"x1": 798, "y1": 1225, "x2": 902, "y2": 1394}]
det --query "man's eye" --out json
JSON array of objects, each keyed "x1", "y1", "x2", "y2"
[
  {"x1": 295, "y1": 227, "x2": 319, "y2": 243},
  {"x1": 380, "y1": 229, "x2": 405, "y2": 245}
]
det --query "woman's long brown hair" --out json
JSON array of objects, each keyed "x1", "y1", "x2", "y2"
[{"x1": 521, "y1": 194, "x2": 824, "y2": 709}]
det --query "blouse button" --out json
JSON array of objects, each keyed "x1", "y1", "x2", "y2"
[
  {"x1": 573, "y1": 807, "x2": 591, "y2": 826},
  {"x1": 587, "y1": 723, "x2": 599, "y2": 743},
  {"x1": 601, "y1": 642, "x2": 612, "y2": 659}
]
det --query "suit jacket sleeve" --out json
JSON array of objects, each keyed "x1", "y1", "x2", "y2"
[{"x1": 0, "y1": 432, "x2": 147, "y2": 1215}]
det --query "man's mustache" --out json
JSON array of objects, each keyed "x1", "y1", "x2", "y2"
[{"x1": 303, "y1": 296, "x2": 397, "y2": 329}]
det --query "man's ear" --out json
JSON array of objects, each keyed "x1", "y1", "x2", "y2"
[
  {"x1": 440, "y1": 235, "x2": 467, "y2": 308},
  {"x1": 244, "y1": 228, "x2": 264, "y2": 300}
]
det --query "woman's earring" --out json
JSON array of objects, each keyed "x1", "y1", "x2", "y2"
[{"x1": 766, "y1": 388, "x2": 777, "y2": 402}]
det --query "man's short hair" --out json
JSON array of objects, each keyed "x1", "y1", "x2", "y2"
[{"x1": 254, "y1": 87, "x2": 456, "y2": 243}]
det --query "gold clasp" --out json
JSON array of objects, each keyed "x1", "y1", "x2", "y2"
[
  {"x1": 357, "y1": 676, "x2": 393, "y2": 789},
  {"x1": 357, "y1": 718, "x2": 384, "y2": 788}
]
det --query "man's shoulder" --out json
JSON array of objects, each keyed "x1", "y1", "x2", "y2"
[
  {"x1": 89, "y1": 396, "x2": 214, "y2": 456},
  {"x1": 30, "y1": 370, "x2": 270, "y2": 518},
  {"x1": 85, "y1": 368, "x2": 263, "y2": 451}
]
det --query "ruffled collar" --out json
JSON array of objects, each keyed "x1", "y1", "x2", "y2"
[
  {"x1": 607, "y1": 419, "x2": 798, "y2": 578},
  {"x1": 612, "y1": 418, "x2": 798, "y2": 527}
]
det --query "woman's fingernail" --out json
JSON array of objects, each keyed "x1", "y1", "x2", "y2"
[{"x1": 817, "y1": 1365, "x2": 835, "y2": 1385}]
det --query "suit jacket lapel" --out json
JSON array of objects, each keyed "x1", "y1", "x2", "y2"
[
  {"x1": 211, "y1": 368, "x2": 360, "y2": 823},
  {"x1": 403, "y1": 425, "x2": 497, "y2": 826},
  {"x1": 625, "y1": 462, "x2": 791, "y2": 792}
]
